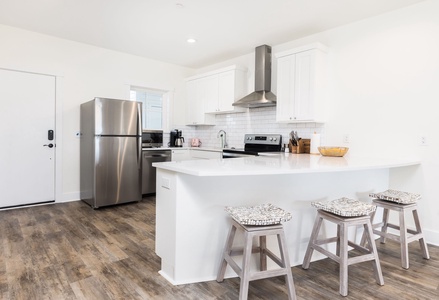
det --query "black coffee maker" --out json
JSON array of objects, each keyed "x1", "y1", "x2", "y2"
[{"x1": 170, "y1": 129, "x2": 184, "y2": 147}]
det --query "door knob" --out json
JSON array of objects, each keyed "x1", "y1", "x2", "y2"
[{"x1": 43, "y1": 143, "x2": 54, "y2": 148}]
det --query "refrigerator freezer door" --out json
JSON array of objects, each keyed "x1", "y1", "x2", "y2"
[
  {"x1": 94, "y1": 136, "x2": 142, "y2": 207},
  {"x1": 95, "y1": 98, "x2": 142, "y2": 136}
]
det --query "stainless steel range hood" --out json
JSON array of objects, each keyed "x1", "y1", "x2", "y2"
[{"x1": 233, "y1": 45, "x2": 276, "y2": 108}]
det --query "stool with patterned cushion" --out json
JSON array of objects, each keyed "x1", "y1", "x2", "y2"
[
  {"x1": 216, "y1": 203, "x2": 296, "y2": 300},
  {"x1": 360, "y1": 189, "x2": 430, "y2": 269},
  {"x1": 302, "y1": 198, "x2": 384, "y2": 297}
]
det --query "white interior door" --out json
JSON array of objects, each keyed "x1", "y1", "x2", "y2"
[{"x1": 0, "y1": 68, "x2": 56, "y2": 208}]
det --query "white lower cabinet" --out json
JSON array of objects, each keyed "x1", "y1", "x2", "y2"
[
  {"x1": 171, "y1": 149, "x2": 222, "y2": 161},
  {"x1": 171, "y1": 149, "x2": 191, "y2": 161},
  {"x1": 276, "y1": 43, "x2": 328, "y2": 123},
  {"x1": 190, "y1": 149, "x2": 222, "y2": 160}
]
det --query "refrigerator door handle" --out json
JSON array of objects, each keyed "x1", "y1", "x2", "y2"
[
  {"x1": 136, "y1": 102, "x2": 142, "y2": 170},
  {"x1": 137, "y1": 137, "x2": 142, "y2": 170},
  {"x1": 137, "y1": 102, "x2": 142, "y2": 135}
]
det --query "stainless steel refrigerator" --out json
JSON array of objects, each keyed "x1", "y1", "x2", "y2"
[{"x1": 80, "y1": 97, "x2": 142, "y2": 208}]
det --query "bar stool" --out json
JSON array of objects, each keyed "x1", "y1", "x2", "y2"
[
  {"x1": 361, "y1": 189, "x2": 430, "y2": 269},
  {"x1": 216, "y1": 203, "x2": 296, "y2": 300},
  {"x1": 302, "y1": 198, "x2": 384, "y2": 297}
]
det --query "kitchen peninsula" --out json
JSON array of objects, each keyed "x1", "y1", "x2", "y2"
[{"x1": 153, "y1": 154, "x2": 419, "y2": 285}]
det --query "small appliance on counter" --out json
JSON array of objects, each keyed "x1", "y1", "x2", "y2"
[
  {"x1": 191, "y1": 138, "x2": 202, "y2": 147},
  {"x1": 170, "y1": 129, "x2": 185, "y2": 147},
  {"x1": 142, "y1": 129, "x2": 163, "y2": 148}
]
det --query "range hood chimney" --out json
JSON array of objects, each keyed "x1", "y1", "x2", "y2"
[{"x1": 233, "y1": 45, "x2": 276, "y2": 108}]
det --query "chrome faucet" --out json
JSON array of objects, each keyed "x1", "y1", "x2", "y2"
[{"x1": 217, "y1": 130, "x2": 228, "y2": 148}]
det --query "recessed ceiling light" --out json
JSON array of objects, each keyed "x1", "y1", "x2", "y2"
[{"x1": 187, "y1": 38, "x2": 197, "y2": 44}]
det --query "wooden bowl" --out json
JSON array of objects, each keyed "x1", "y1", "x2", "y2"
[{"x1": 318, "y1": 146, "x2": 349, "y2": 157}]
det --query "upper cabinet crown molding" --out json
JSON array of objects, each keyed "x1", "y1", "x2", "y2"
[
  {"x1": 186, "y1": 65, "x2": 247, "y2": 81},
  {"x1": 275, "y1": 43, "x2": 328, "y2": 124},
  {"x1": 275, "y1": 42, "x2": 329, "y2": 59}
]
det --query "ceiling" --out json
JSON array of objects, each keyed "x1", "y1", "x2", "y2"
[{"x1": 0, "y1": 0, "x2": 425, "y2": 69}]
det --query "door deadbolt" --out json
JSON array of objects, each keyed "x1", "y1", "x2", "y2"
[{"x1": 48, "y1": 130, "x2": 54, "y2": 140}]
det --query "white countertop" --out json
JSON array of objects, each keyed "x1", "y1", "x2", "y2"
[
  {"x1": 142, "y1": 147, "x2": 223, "y2": 152},
  {"x1": 152, "y1": 153, "x2": 420, "y2": 176}
]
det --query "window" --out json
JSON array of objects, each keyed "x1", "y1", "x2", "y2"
[{"x1": 130, "y1": 87, "x2": 164, "y2": 130}]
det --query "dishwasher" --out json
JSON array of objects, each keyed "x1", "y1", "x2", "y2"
[{"x1": 142, "y1": 150, "x2": 171, "y2": 194}]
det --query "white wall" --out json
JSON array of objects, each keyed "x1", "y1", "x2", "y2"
[
  {"x1": 177, "y1": 0, "x2": 439, "y2": 244},
  {"x1": 0, "y1": 24, "x2": 193, "y2": 202}
]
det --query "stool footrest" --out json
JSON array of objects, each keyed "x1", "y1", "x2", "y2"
[
  {"x1": 315, "y1": 237, "x2": 338, "y2": 245},
  {"x1": 229, "y1": 246, "x2": 262, "y2": 256},
  {"x1": 250, "y1": 268, "x2": 290, "y2": 281},
  {"x1": 373, "y1": 228, "x2": 424, "y2": 243},
  {"x1": 348, "y1": 254, "x2": 376, "y2": 265}
]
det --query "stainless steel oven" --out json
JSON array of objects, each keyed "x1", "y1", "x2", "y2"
[{"x1": 222, "y1": 134, "x2": 282, "y2": 158}]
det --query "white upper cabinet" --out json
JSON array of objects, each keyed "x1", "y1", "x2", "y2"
[
  {"x1": 186, "y1": 77, "x2": 215, "y2": 125},
  {"x1": 186, "y1": 65, "x2": 247, "y2": 125},
  {"x1": 276, "y1": 43, "x2": 328, "y2": 123},
  {"x1": 211, "y1": 68, "x2": 247, "y2": 113}
]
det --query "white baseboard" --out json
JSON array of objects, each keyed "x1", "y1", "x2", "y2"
[
  {"x1": 425, "y1": 229, "x2": 439, "y2": 246},
  {"x1": 59, "y1": 191, "x2": 80, "y2": 203}
]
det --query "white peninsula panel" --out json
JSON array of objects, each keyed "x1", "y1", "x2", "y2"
[{"x1": 153, "y1": 154, "x2": 420, "y2": 285}]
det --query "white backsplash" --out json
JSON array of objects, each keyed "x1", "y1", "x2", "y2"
[{"x1": 169, "y1": 106, "x2": 325, "y2": 149}]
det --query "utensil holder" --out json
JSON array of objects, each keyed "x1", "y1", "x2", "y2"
[{"x1": 288, "y1": 141, "x2": 298, "y2": 153}]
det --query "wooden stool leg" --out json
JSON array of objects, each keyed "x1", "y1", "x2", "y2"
[
  {"x1": 217, "y1": 224, "x2": 237, "y2": 282},
  {"x1": 259, "y1": 236, "x2": 267, "y2": 271},
  {"x1": 339, "y1": 222, "x2": 349, "y2": 297},
  {"x1": 413, "y1": 209, "x2": 430, "y2": 260},
  {"x1": 399, "y1": 209, "x2": 409, "y2": 269},
  {"x1": 239, "y1": 231, "x2": 254, "y2": 300},
  {"x1": 277, "y1": 231, "x2": 297, "y2": 300},
  {"x1": 360, "y1": 210, "x2": 376, "y2": 247},
  {"x1": 364, "y1": 221, "x2": 384, "y2": 285},
  {"x1": 302, "y1": 213, "x2": 323, "y2": 269},
  {"x1": 380, "y1": 208, "x2": 389, "y2": 244},
  {"x1": 336, "y1": 224, "x2": 341, "y2": 257}
]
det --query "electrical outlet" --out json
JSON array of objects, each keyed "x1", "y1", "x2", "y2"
[
  {"x1": 343, "y1": 134, "x2": 350, "y2": 144},
  {"x1": 420, "y1": 135, "x2": 428, "y2": 146},
  {"x1": 161, "y1": 177, "x2": 171, "y2": 189}
]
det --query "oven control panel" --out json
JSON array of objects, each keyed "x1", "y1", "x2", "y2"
[{"x1": 244, "y1": 134, "x2": 282, "y2": 145}]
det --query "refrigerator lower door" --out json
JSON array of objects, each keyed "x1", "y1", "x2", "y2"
[{"x1": 94, "y1": 136, "x2": 142, "y2": 208}]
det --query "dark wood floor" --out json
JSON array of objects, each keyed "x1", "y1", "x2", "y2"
[{"x1": 0, "y1": 197, "x2": 438, "y2": 299}]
